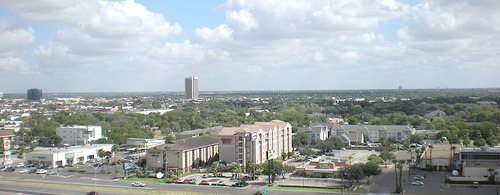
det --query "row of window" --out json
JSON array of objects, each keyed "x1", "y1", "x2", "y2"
[{"x1": 461, "y1": 154, "x2": 500, "y2": 160}]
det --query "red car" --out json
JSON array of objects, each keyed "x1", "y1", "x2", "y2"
[{"x1": 172, "y1": 178, "x2": 180, "y2": 183}]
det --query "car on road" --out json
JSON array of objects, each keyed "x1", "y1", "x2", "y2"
[
  {"x1": 412, "y1": 181, "x2": 424, "y2": 186},
  {"x1": 4, "y1": 167, "x2": 15, "y2": 172},
  {"x1": 199, "y1": 180, "x2": 209, "y2": 185},
  {"x1": 172, "y1": 177, "x2": 180, "y2": 183},
  {"x1": 131, "y1": 181, "x2": 146, "y2": 187},
  {"x1": 202, "y1": 174, "x2": 209, "y2": 178},
  {"x1": 86, "y1": 191, "x2": 98, "y2": 195},
  {"x1": 473, "y1": 182, "x2": 479, "y2": 188},
  {"x1": 19, "y1": 169, "x2": 28, "y2": 173},
  {"x1": 188, "y1": 179, "x2": 196, "y2": 184}
]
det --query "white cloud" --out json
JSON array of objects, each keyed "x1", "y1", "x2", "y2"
[
  {"x1": 0, "y1": 19, "x2": 34, "y2": 74},
  {"x1": 30, "y1": 0, "x2": 183, "y2": 73},
  {"x1": 0, "y1": 0, "x2": 498, "y2": 92}
]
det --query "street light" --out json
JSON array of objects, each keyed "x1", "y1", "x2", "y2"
[{"x1": 94, "y1": 163, "x2": 102, "y2": 193}]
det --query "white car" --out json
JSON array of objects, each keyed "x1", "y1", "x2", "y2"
[
  {"x1": 19, "y1": 169, "x2": 28, "y2": 173},
  {"x1": 36, "y1": 169, "x2": 47, "y2": 174},
  {"x1": 412, "y1": 181, "x2": 424, "y2": 186},
  {"x1": 413, "y1": 175, "x2": 425, "y2": 180},
  {"x1": 131, "y1": 181, "x2": 146, "y2": 187}
]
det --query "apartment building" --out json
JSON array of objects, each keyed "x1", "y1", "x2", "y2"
[
  {"x1": 56, "y1": 125, "x2": 103, "y2": 146},
  {"x1": 297, "y1": 124, "x2": 330, "y2": 144},
  {"x1": 217, "y1": 120, "x2": 292, "y2": 167},
  {"x1": 330, "y1": 125, "x2": 416, "y2": 142}
]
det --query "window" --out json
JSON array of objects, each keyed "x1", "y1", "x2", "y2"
[{"x1": 238, "y1": 137, "x2": 243, "y2": 141}]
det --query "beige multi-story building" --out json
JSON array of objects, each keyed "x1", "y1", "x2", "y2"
[
  {"x1": 146, "y1": 136, "x2": 219, "y2": 173},
  {"x1": 217, "y1": 120, "x2": 293, "y2": 167}
]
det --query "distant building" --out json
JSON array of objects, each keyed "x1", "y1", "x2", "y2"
[
  {"x1": 27, "y1": 88, "x2": 42, "y2": 101},
  {"x1": 330, "y1": 125, "x2": 416, "y2": 142},
  {"x1": 56, "y1": 125, "x2": 103, "y2": 146},
  {"x1": 185, "y1": 76, "x2": 199, "y2": 100},
  {"x1": 297, "y1": 124, "x2": 330, "y2": 144}
]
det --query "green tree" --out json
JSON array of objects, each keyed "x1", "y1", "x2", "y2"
[
  {"x1": 379, "y1": 150, "x2": 396, "y2": 167},
  {"x1": 299, "y1": 147, "x2": 314, "y2": 157}
]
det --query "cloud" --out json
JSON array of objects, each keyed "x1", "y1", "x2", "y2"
[
  {"x1": 0, "y1": 0, "x2": 498, "y2": 92},
  {"x1": 0, "y1": 19, "x2": 34, "y2": 74},
  {"x1": 28, "y1": 0, "x2": 182, "y2": 73}
]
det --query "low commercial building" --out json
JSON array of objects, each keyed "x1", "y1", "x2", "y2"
[
  {"x1": 25, "y1": 144, "x2": 113, "y2": 167},
  {"x1": 145, "y1": 136, "x2": 219, "y2": 173},
  {"x1": 459, "y1": 147, "x2": 500, "y2": 180},
  {"x1": 295, "y1": 156, "x2": 354, "y2": 178},
  {"x1": 420, "y1": 142, "x2": 462, "y2": 171}
]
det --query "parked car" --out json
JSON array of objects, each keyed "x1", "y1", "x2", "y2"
[
  {"x1": 19, "y1": 169, "x2": 28, "y2": 173},
  {"x1": 202, "y1": 174, "x2": 209, "y2": 178},
  {"x1": 86, "y1": 191, "x2": 98, "y2": 195},
  {"x1": 16, "y1": 162, "x2": 26, "y2": 167},
  {"x1": 199, "y1": 180, "x2": 209, "y2": 185},
  {"x1": 177, "y1": 178, "x2": 185, "y2": 183},
  {"x1": 413, "y1": 175, "x2": 425, "y2": 180},
  {"x1": 411, "y1": 181, "x2": 424, "y2": 186},
  {"x1": 4, "y1": 167, "x2": 15, "y2": 172},
  {"x1": 188, "y1": 179, "x2": 196, "y2": 184},
  {"x1": 172, "y1": 177, "x2": 180, "y2": 183},
  {"x1": 216, "y1": 181, "x2": 225, "y2": 186},
  {"x1": 473, "y1": 182, "x2": 479, "y2": 188},
  {"x1": 131, "y1": 181, "x2": 146, "y2": 187},
  {"x1": 36, "y1": 169, "x2": 47, "y2": 174}
]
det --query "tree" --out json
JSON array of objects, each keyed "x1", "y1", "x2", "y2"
[
  {"x1": 292, "y1": 132, "x2": 308, "y2": 147},
  {"x1": 299, "y1": 147, "x2": 314, "y2": 157},
  {"x1": 362, "y1": 162, "x2": 382, "y2": 184},
  {"x1": 379, "y1": 150, "x2": 396, "y2": 167}
]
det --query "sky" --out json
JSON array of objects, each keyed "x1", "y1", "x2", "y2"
[{"x1": 0, "y1": 0, "x2": 499, "y2": 93}]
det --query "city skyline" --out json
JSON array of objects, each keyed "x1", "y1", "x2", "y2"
[{"x1": 0, "y1": 0, "x2": 499, "y2": 93}]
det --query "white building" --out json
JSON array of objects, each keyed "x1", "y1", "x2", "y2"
[
  {"x1": 330, "y1": 125, "x2": 416, "y2": 142},
  {"x1": 56, "y1": 125, "x2": 103, "y2": 146},
  {"x1": 25, "y1": 144, "x2": 113, "y2": 167},
  {"x1": 217, "y1": 120, "x2": 293, "y2": 167},
  {"x1": 297, "y1": 124, "x2": 330, "y2": 144}
]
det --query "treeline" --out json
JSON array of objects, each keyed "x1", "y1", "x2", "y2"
[{"x1": 17, "y1": 92, "x2": 500, "y2": 148}]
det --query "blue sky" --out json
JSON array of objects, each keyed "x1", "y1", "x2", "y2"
[{"x1": 0, "y1": 0, "x2": 498, "y2": 93}]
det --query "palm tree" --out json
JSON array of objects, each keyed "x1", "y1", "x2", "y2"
[
  {"x1": 450, "y1": 145, "x2": 456, "y2": 171},
  {"x1": 428, "y1": 145, "x2": 434, "y2": 171},
  {"x1": 164, "y1": 146, "x2": 170, "y2": 174},
  {"x1": 105, "y1": 151, "x2": 112, "y2": 172},
  {"x1": 111, "y1": 144, "x2": 120, "y2": 172},
  {"x1": 392, "y1": 159, "x2": 399, "y2": 193},
  {"x1": 97, "y1": 149, "x2": 105, "y2": 171}
]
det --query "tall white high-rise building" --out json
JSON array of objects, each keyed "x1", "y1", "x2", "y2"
[{"x1": 185, "y1": 76, "x2": 198, "y2": 100}]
